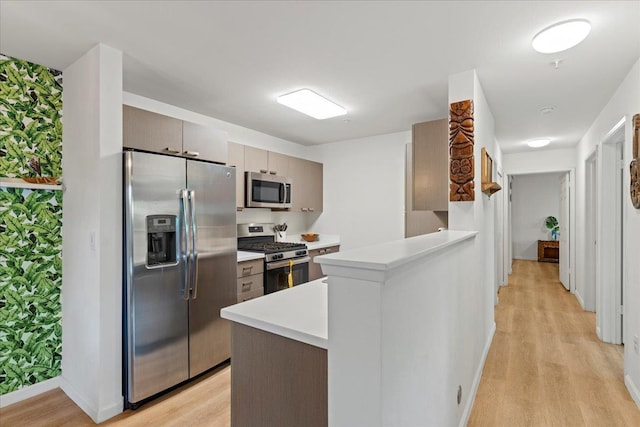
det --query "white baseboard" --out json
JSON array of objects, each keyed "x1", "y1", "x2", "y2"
[
  {"x1": 59, "y1": 376, "x2": 123, "y2": 423},
  {"x1": 625, "y1": 374, "x2": 640, "y2": 409},
  {"x1": 0, "y1": 377, "x2": 60, "y2": 408},
  {"x1": 459, "y1": 321, "x2": 496, "y2": 427}
]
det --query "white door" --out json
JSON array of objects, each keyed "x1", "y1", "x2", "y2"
[
  {"x1": 559, "y1": 173, "x2": 570, "y2": 290},
  {"x1": 585, "y1": 151, "x2": 597, "y2": 312}
]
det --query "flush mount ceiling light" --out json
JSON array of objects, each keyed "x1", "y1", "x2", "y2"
[
  {"x1": 532, "y1": 19, "x2": 591, "y2": 53},
  {"x1": 277, "y1": 89, "x2": 346, "y2": 120},
  {"x1": 527, "y1": 138, "x2": 551, "y2": 148}
]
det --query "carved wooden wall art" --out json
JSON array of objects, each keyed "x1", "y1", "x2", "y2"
[
  {"x1": 449, "y1": 100, "x2": 475, "y2": 201},
  {"x1": 631, "y1": 113, "x2": 640, "y2": 209}
]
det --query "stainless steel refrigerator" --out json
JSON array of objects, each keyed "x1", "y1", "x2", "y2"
[{"x1": 123, "y1": 149, "x2": 236, "y2": 408}]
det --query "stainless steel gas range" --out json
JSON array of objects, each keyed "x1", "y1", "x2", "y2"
[{"x1": 237, "y1": 223, "x2": 309, "y2": 294}]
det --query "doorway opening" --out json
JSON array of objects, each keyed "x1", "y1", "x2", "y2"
[{"x1": 504, "y1": 169, "x2": 576, "y2": 294}]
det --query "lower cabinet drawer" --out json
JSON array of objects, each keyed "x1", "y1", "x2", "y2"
[
  {"x1": 238, "y1": 287, "x2": 264, "y2": 303},
  {"x1": 237, "y1": 274, "x2": 263, "y2": 294},
  {"x1": 237, "y1": 259, "x2": 264, "y2": 277},
  {"x1": 237, "y1": 273, "x2": 264, "y2": 302}
]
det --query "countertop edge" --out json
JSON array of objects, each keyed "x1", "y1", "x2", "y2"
[
  {"x1": 221, "y1": 309, "x2": 328, "y2": 349},
  {"x1": 315, "y1": 230, "x2": 477, "y2": 272},
  {"x1": 237, "y1": 251, "x2": 266, "y2": 262}
]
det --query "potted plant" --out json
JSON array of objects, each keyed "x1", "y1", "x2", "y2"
[{"x1": 545, "y1": 216, "x2": 559, "y2": 240}]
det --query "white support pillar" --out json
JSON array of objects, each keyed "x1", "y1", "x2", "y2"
[{"x1": 61, "y1": 43, "x2": 123, "y2": 423}]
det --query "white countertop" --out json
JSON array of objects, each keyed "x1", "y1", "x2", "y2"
[
  {"x1": 237, "y1": 251, "x2": 265, "y2": 262},
  {"x1": 315, "y1": 230, "x2": 477, "y2": 272},
  {"x1": 221, "y1": 278, "x2": 328, "y2": 349}
]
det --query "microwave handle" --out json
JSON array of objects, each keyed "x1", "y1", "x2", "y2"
[{"x1": 280, "y1": 182, "x2": 285, "y2": 203}]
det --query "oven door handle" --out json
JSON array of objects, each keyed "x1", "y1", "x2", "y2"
[{"x1": 266, "y1": 256, "x2": 310, "y2": 270}]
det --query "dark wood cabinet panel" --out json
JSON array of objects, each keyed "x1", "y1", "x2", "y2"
[
  {"x1": 538, "y1": 240, "x2": 559, "y2": 263},
  {"x1": 231, "y1": 323, "x2": 327, "y2": 427}
]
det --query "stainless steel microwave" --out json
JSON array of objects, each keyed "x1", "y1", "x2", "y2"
[{"x1": 245, "y1": 171, "x2": 292, "y2": 208}]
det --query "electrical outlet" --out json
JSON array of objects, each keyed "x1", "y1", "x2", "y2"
[{"x1": 634, "y1": 335, "x2": 640, "y2": 355}]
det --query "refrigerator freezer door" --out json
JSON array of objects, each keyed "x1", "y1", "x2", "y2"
[
  {"x1": 124, "y1": 151, "x2": 189, "y2": 404},
  {"x1": 187, "y1": 160, "x2": 237, "y2": 377}
]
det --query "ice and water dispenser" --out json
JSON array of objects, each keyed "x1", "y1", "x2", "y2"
[{"x1": 146, "y1": 215, "x2": 177, "y2": 266}]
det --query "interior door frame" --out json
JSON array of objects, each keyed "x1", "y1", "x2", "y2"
[
  {"x1": 559, "y1": 172, "x2": 570, "y2": 290},
  {"x1": 504, "y1": 169, "x2": 576, "y2": 294},
  {"x1": 495, "y1": 167, "x2": 505, "y2": 294},
  {"x1": 585, "y1": 150, "x2": 598, "y2": 313},
  {"x1": 597, "y1": 118, "x2": 625, "y2": 344}
]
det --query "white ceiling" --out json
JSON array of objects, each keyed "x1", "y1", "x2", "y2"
[{"x1": 1, "y1": 1, "x2": 639, "y2": 153}]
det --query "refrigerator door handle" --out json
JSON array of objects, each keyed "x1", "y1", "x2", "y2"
[
  {"x1": 189, "y1": 189, "x2": 199, "y2": 299},
  {"x1": 180, "y1": 188, "x2": 191, "y2": 301}
]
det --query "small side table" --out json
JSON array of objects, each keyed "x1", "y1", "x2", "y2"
[{"x1": 538, "y1": 240, "x2": 559, "y2": 263}]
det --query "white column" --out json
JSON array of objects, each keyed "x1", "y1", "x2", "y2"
[
  {"x1": 318, "y1": 231, "x2": 488, "y2": 426},
  {"x1": 61, "y1": 43, "x2": 123, "y2": 423}
]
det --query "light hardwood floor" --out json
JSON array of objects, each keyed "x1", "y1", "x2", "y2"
[
  {"x1": 2, "y1": 260, "x2": 639, "y2": 426},
  {"x1": 468, "y1": 260, "x2": 640, "y2": 426}
]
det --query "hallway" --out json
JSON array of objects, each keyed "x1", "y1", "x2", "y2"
[{"x1": 468, "y1": 260, "x2": 640, "y2": 426}]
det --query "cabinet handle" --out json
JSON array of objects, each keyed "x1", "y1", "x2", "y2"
[
  {"x1": 165, "y1": 147, "x2": 180, "y2": 154},
  {"x1": 242, "y1": 266, "x2": 253, "y2": 274},
  {"x1": 183, "y1": 150, "x2": 200, "y2": 157},
  {"x1": 301, "y1": 207, "x2": 309, "y2": 212},
  {"x1": 260, "y1": 169, "x2": 268, "y2": 174},
  {"x1": 309, "y1": 208, "x2": 315, "y2": 212},
  {"x1": 242, "y1": 281, "x2": 253, "y2": 290},
  {"x1": 269, "y1": 170, "x2": 277, "y2": 175}
]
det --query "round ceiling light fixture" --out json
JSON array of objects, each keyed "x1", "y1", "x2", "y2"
[
  {"x1": 532, "y1": 19, "x2": 591, "y2": 53},
  {"x1": 527, "y1": 138, "x2": 551, "y2": 148}
]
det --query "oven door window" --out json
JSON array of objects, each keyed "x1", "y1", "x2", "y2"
[
  {"x1": 251, "y1": 180, "x2": 283, "y2": 204},
  {"x1": 265, "y1": 261, "x2": 309, "y2": 294}
]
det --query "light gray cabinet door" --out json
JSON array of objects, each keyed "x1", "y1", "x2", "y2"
[
  {"x1": 182, "y1": 121, "x2": 228, "y2": 164},
  {"x1": 412, "y1": 118, "x2": 448, "y2": 211},
  {"x1": 123, "y1": 105, "x2": 183, "y2": 155}
]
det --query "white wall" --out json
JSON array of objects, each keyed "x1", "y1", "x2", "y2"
[
  {"x1": 308, "y1": 131, "x2": 409, "y2": 251},
  {"x1": 574, "y1": 57, "x2": 640, "y2": 408},
  {"x1": 447, "y1": 69, "x2": 499, "y2": 425},
  {"x1": 502, "y1": 147, "x2": 576, "y2": 175},
  {"x1": 511, "y1": 173, "x2": 562, "y2": 260},
  {"x1": 61, "y1": 44, "x2": 123, "y2": 422}
]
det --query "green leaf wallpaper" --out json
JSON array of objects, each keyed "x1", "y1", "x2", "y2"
[
  {"x1": 0, "y1": 54, "x2": 63, "y2": 395},
  {"x1": 0, "y1": 189, "x2": 62, "y2": 394},
  {"x1": 0, "y1": 54, "x2": 63, "y2": 178}
]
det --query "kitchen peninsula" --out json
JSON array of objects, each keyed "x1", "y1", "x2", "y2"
[{"x1": 222, "y1": 230, "x2": 483, "y2": 427}]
